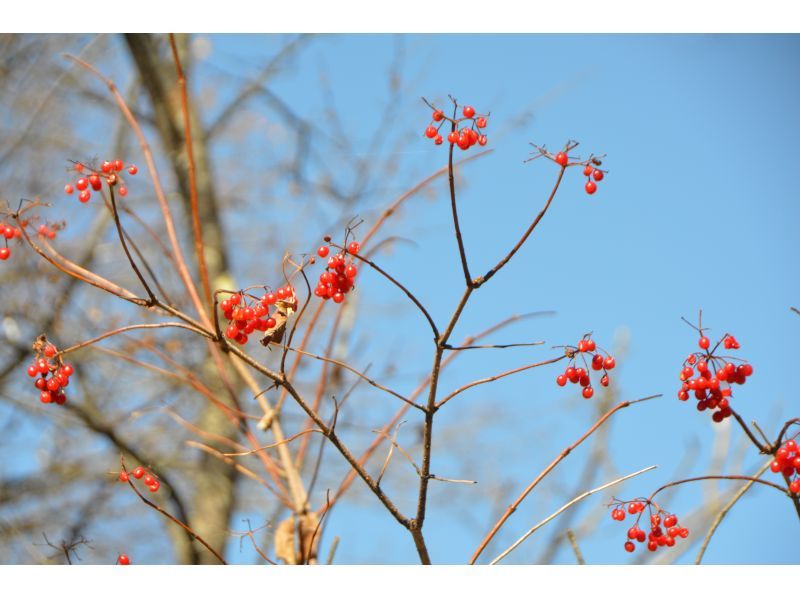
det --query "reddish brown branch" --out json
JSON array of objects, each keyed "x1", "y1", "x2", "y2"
[
  {"x1": 121, "y1": 460, "x2": 227, "y2": 564},
  {"x1": 469, "y1": 394, "x2": 661, "y2": 564},
  {"x1": 168, "y1": 33, "x2": 213, "y2": 312}
]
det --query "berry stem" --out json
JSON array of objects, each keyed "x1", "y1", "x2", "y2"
[
  {"x1": 447, "y1": 118, "x2": 473, "y2": 288},
  {"x1": 476, "y1": 163, "x2": 566, "y2": 288}
]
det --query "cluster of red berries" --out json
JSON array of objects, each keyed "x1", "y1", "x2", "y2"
[
  {"x1": 26, "y1": 341, "x2": 74, "y2": 406},
  {"x1": 424, "y1": 104, "x2": 488, "y2": 150},
  {"x1": 770, "y1": 439, "x2": 800, "y2": 495},
  {"x1": 555, "y1": 336, "x2": 616, "y2": 399},
  {"x1": 610, "y1": 500, "x2": 689, "y2": 554},
  {"x1": 677, "y1": 333, "x2": 753, "y2": 423},
  {"x1": 64, "y1": 160, "x2": 138, "y2": 203},
  {"x1": 220, "y1": 286, "x2": 296, "y2": 345},
  {"x1": 0, "y1": 221, "x2": 22, "y2": 261},
  {"x1": 553, "y1": 152, "x2": 607, "y2": 195},
  {"x1": 119, "y1": 465, "x2": 160, "y2": 493},
  {"x1": 36, "y1": 222, "x2": 62, "y2": 240},
  {"x1": 117, "y1": 554, "x2": 131, "y2": 565},
  {"x1": 314, "y1": 239, "x2": 360, "y2": 304}
]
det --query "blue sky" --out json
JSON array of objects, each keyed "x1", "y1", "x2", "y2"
[
  {"x1": 198, "y1": 34, "x2": 799, "y2": 564},
  {"x1": 3, "y1": 34, "x2": 799, "y2": 565}
]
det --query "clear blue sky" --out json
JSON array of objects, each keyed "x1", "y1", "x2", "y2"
[
  {"x1": 197, "y1": 34, "x2": 799, "y2": 564},
  {"x1": 5, "y1": 34, "x2": 799, "y2": 565}
]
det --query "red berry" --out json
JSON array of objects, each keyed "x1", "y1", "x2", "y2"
[
  {"x1": 117, "y1": 554, "x2": 131, "y2": 565},
  {"x1": 317, "y1": 246, "x2": 329, "y2": 258},
  {"x1": 133, "y1": 467, "x2": 145, "y2": 479},
  {"x1": 119, "y1": 471, "x2": 129, "y2": 482},
  {"x1": 600, "y1": 374, "x2": 610, "y2": 387},
  {"x1": 143, "y1": 474, "x2": 155, "y2": 486},
  {"x1": 114, "y1": 159, "x2": 124, "y2": 171},
  {"x1": 425, "y1": 125, "x2": 437, "y2": 139},
  {"x1": 435, "y1": 135, "x2": 443, "y2": 145},
  {"x1": 457, "y1": 135, "x2": 470, "y2": 150},
  {"x1": 624, "y1": 541, "x2": 635, "y2": 553},
  {"x1": 462, "y1": 105, "x2": 475, "y2": 118},
  {"x1": 64, "y1": 184, "x2": 74, "y2": 195},
  {"x1": 592, "y1": 169, "x2": 604, "y2": 181},
  {"x1": 556, "y1": 374, "x2": 567, "y2": 387},
  {"x1": 76, "y1": 178, "x2": 88, "y2": 191},
  {"x1": 583, "y1": 165, "x2": 592, "y2": 176},
  {"x1": 476, "y1": 117, "x2": 487, "y2": 128},
  {"x1": 604, "y1": 356, "x2": 616, "y2": 370},
  {"x1": 585, "y1": 181, "x2": 597, "y2": 194},
  {"x1": 79, "y1": 190, "x2": 91, "y2": 203},
  {"x1": 555, "y1": 152, "x2": 568, "y2": 167},
  {"x1": 582, "y1": 386, "x2": 594, "y2": 399},
  {"x1": 699, "y1": 336, "x2": 710, "y2": 350},
  {"x1": 0, "y1": 247, "x2": 9, "y2": 261},
  {"x1": 347, "y1": 241, "x2": 360, "y2": 255},
  {"x1": 432, "y1": 110, "x2": 444, "y2": 122},
  {"x1": 332, "y1": 292, "x2": 345, "y2": 304},
  {"x1": 148, "y1": 479, "x2": 160, "y2": 492},
  {"x1": 127, "y1": 165, "x2": 138, "y2": 175},
  {"x1": 118, "y1": 187, "x2": 128, "y2": 197},
  {"x1": 447, "y1": 131, "x2": 459, "y2": 144},
  {"x1": 345, "y1": 264, "x2": 357, "y2": 278},
  {"x1": 477, "y1": 135, "x2": 487, "y2": 146}
]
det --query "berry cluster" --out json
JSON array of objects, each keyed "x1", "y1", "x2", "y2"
[
  {"x1": 64, "y1": 159, "x2": 138, "y2": 203},
  {"x1": 36, "y1": 222, "x2": 62, "y2": 240},
  {"x1": 25, "y1": 339, "x2": 74, "y2": 406},
  {"x1": 119, "y1": 465, "x2": 160, "y2": 493},
  {"x1": 609, "y1": 500, "x2": 689, "y2": 554},
  {"x1": 0, "y1": 221, "x2": 22, "y2": 261},
  {"x1": 423, "y1": 103, "x2": 488, "y2": 150},
  {"x1": 770, "y1": 439, "x2": 800, "y2": 495},
  {"x1": 220, "y1": 286, "x2": 296, "y2": 346},
  {"x1": 677, "y1": 332, "x2": 753, "y2": 423},
  {"x1": 314, "y1": 239, "x2": 360, "y2": 304},
  {"x1": 116, "y1": 554, "x2": 131, "y2": 565},
  {"x1": 581, "y1": 163, "x2": 607, "y2": 195},
  {"x1": 555, "y1": 335, "x2": 616, "y2": 399},
  {"x1": 552, "y1": 152, "x2": 607, "y2": 195}
]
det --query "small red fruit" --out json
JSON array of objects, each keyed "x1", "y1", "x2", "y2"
[
  {"x1": 462, "y1": 105, "x2": 475, "y2": 118},
  {"x1": 585, "y1": 181, "x2": 597, "y2": 194},
  {"x1": 555, "y1": 152, "x2": 568, "y2": 167},
  {"x1": 117, "y1": 554, "x2": 131, "y2": 565}
]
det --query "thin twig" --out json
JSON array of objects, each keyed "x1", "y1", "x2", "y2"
[
  {"x1": 436, "y1": 355, "x2": 567, "y2": 409},
  {"x1": 566, "y1": 530, "x2": 585, "y2": 565},
  {"x1": 168, "y1": 33, "x2": 212, "y2": 311},
  {"x1": 489, "y1": 466, "x2": 657, "y2": 565},
  {"x1": 470, "y1": 394, "x2": 661, "y2": 564},
  {"x1": 695, "y1": 459, "x2": 772, "y2": 564}
]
